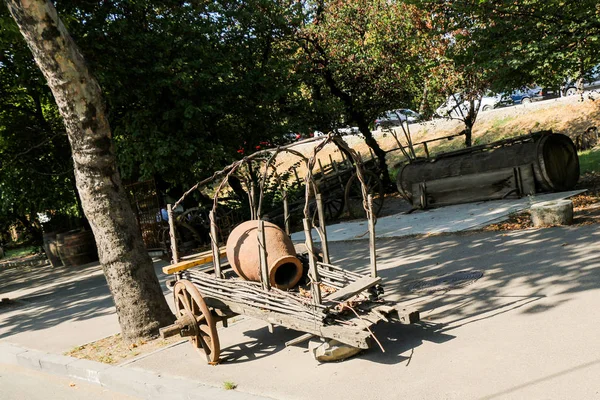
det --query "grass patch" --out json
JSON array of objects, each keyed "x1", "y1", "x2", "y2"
[
  {"x1": 2, "y1": 245, "x2": 39, "y2": 260},
  {"x1": 578, "y1": 148, "x2": 600, "y2": 174},
  {"x1": 223, "y1": 381, "x2": 237, "y2": 390},
  {"x1": 490, "y1": 115, "x2": 516, "y2": 130}
]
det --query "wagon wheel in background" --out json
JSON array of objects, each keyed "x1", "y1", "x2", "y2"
[
  {"x1": 309, "y1": 193, "x2": 345, "y2": 226},
  {"x1": 173, "y1": 280, "x2": 220, "y2": 364},
  {"x1": 305, "y1": 178, "x2": 344, "y2": 226},
  {"x1": 344, "y1": 170, "x2": 384, "y2": 219}
]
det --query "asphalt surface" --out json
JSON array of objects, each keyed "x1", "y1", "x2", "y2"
[
  {"x1": 0, "y1": 259, "x2": 170, "y2": 353},
  {"x1": 2, "y1": 224, "x2": 600, "y2": 399},
  {"x1": 131, "y1": 224, "x2": 600, "y2": 400},
  {"x1": 0, "y1": 363, "x2": 137, "y2": 400}
]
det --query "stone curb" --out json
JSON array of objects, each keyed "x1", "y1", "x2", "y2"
[{"x1": 0, "y1": 342, "x2": 272, "y2": 400}]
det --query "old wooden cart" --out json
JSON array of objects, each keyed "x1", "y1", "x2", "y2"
[
  {"x1": 156, "y1": 137, "x2": 387, "y2": 258},
  {"x1": 159, "y1": 135, "x2": 419, "y2": 363}
]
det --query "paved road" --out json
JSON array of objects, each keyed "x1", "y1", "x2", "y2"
[
  {"x1": 131, "y1": 224, "x2": 600, "y2": 400},
  {"x1": 0, "y1": 259, "x2": 170, "y2": 353},
  {"x1": 0, "y1": 363, "x2": 137, "y2": 400},
  {"x1": 2, "y1": 224, "x2": 600, "y2": 399}
]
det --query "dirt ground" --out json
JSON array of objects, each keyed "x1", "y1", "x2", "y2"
[
  {"x1": 275, "y1": 95, "x2": 600, "y2": 178},
  {"x1": 64, "y1": 332, "x2": 185, "y2": 365}
]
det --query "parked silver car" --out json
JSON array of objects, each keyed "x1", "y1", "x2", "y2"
[
  {"x1": 564, "y1": 65, "x2": 600, "y2": 96},
  {"x1": 374, "y1": 109, "x2": 422, "y2": 130},
  {"x1": 435, "y1": 92, "x2": 502, "y2": 118}
]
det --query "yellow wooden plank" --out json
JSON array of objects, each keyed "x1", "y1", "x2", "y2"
[{"x1": 162, "y1": 248, "x2": 227, "y2": 275}]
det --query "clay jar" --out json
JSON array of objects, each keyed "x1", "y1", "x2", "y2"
[{"x1": 226, "y1": 220, "x2": 303, "y2": 290}]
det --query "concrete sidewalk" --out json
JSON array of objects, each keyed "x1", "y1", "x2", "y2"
[
  {"x1": 2, "y1": 225, "x2": 600, "y2": 399},
  {"x1": 291, "y1": 190, "x2": 585, "y2": 243},
  {"x1": 131, "y1": 225, "x2": 600, "y2": 400},
  {"x1": 0, "y1": 258, "x2": 173, "y2": 353},
  {"x1": 0, "y1": 258, "x2": 270, "y2": 399}
]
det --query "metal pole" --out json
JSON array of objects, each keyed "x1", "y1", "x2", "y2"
[
  {"x1": 367, "y1": 195, "x2": 377, "y2": 278},
  {"x1": 167, "y1": 204, "x2": 179, "y2": 264},
  {"x1": 209, "y1": 210, "x2": 222, "y2": 278},
  {"x1": 315, "y1": 194, "x2": 330, "y2": 264}
]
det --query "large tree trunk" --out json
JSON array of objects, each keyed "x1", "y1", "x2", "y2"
[
  {"x1": 5, "y1": 0, "x2": 173, "y2": 340},
  {"x1": 463, "y1": 98, "x2": 477, "y2": 147},
  {"x1": 353, "y1": 114, "x2": 392, "y2": 188},
  {"x1": 319, "y1": 68, "x2": 392, "y2": 187}
]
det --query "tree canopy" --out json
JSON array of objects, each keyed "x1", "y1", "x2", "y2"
[
  {"x1": 297, "y1": 0, "x2": 431, "y2": 185},
  {"x1": 0, "y1": 9, "x2": 76, "y2": 238},
  {"x1": 2, "y1": 0, "x2": 600, "y2": 238},
  {"x1": 422, "y1": 0, "x2": 600, "y2": 91}
]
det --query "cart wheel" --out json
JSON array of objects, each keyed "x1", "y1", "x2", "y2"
[
  {"x1": 173, "y1": 280, "x2": 221, "y2": 364},
  {"x1": 323, "y1": 196, "x2": 345, "y2": 221},
  {"x1": 310, "y1": 195, "x2": 345, "y2": 225},
  {"x1": 345, "y1": 170, "x2": 384, "y2": 218}
]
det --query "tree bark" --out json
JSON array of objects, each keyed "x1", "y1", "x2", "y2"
[
  {"x1": 418, "y1": 82, "x2": 429, "y2": 116},
  {"x1": 353, "y1": 113, "x2": 392, "y2": 188},
  {"x1": 5, "y1": 0, "x2": 173, "y2": 340},
  {"x1": 463, "y1": 99, "x2": 477, "y2": 147}
]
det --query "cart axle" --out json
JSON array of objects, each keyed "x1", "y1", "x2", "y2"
[{"x1": 159, "y1": 312, "x2": 199, "y2": 339}]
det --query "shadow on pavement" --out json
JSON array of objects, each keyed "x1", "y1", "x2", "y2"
[
  {"x1": 317, "y1": 224, "x2": 600, "y2": 364},
  {"x1": 218, "y1": 325, "x2": 301, "y2": 364},
  {"x1": 2, "y1": 224, "x2": 599, "y2": 367},
  {"x1": 0, "y1": 259, "x2": 171, "y2": 339}
]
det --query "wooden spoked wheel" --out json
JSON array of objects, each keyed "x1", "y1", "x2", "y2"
[
  {"x1": 321, "y1": 196, "x2": 345, "y2": 221},
  {"x1": 173, "y1": 280, "x2": 220, "y2": 364},
  {"x1": 310, "y1": 195, "x2": 345, "y2": 226},
  {"x1": 345, "y1": 170, "x2": 384, "y2": 218}
]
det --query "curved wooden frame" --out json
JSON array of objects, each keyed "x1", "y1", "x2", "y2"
[{"x1": 167, "y1": 134, "x2": 377, "y2": 279}]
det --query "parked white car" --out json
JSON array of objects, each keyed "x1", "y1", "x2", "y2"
[
  {"x1": 374, "y1": 109, "x2": 423, "y2": 130},
  {"x1": 335, "y1": 126, "x2": 360, "y2": 135},
  {"x1": 435, "y1": 92, "x2": 502, "y2": 118},
  {"x1": 564, "y1": 65, "x2": 600, "y2": 96}
]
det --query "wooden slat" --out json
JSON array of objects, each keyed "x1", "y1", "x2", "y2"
[
  {"x1": 367, "y1": 195, "x2": 377, "y2": 278},
  {"x1": 303, "y1": 218, "x2": 322, "y2": 305},
  {"x1": 203, "y1": 297, "x2": 372, "y2": 349},
  {"x1": 412, "y1": 167, "x2": 523, "y2": 208},
  {"x1": 162, "y1": 247, "x2": 227, "y2": 275},
  {"x1": 209, "y1": 210, "x2": 222, "y2": 278},
  {"x1": 257, "y1": 219, "x2": 270, "y2": 291},
  {"x1": 518, "y1": 164, "x2": 536, "y2": 195},
  {"x1": 315, "y1": 194, "x2": 330, "y2": 264},
  {"x1": 324, "y1": 276, "x2": 381, "y2": 303},
  {"x1": 285, "y1": 333, "x2": 315, "y2": 347}
]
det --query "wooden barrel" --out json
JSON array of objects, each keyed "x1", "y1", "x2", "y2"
[
  {"x1": 397, "y1": 132, "x2": 579, "y2": 206},
  {"x1": 43, "y1": 232, "x2": 63, "y2": 268},
  {"x1": 57, "y1": 230, "x2": 99, "y2": 267}
]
